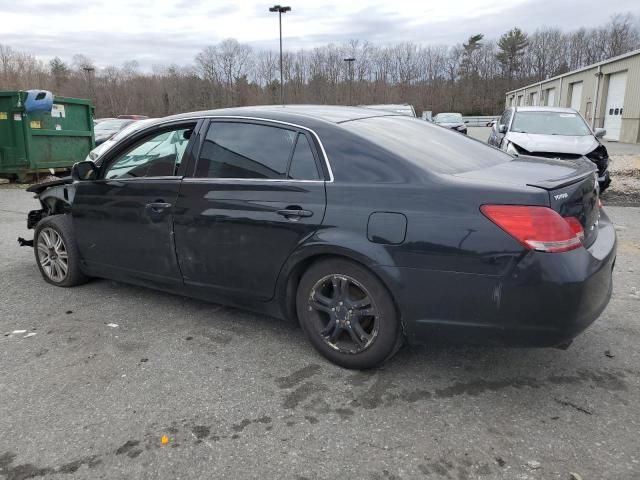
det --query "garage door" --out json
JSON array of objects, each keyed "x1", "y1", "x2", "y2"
[
  {"x1": 530, "y1": 91, "x2": 538, "y2": 106},
  {"x1": 546, "y1": 88, "x2": 555, "y2": 106},
  {"x1": 604, "y1": 71, "x2": 627, "y2": 141},
  {"x1": 570, "y1": 82, "x2": 583, "y2": 112}
]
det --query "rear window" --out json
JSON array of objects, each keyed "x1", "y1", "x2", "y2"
[{"x1": 341, "y1": 116, "x2": 511, "y2": 174}]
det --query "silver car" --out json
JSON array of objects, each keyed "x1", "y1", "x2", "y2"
[{"x1": 488, "y1": 107, "x2": 611, "y2": 191}]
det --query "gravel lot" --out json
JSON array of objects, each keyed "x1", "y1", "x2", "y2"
[{"x1": 1, "y1": 186, "x2": 639, "y2": 480}]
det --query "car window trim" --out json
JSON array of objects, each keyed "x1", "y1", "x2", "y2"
[{"x1": 188, "y1": 116, "x2": 333, "y2": 183}]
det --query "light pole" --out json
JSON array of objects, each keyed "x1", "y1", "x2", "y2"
[
  {"x1": 83, "y1": 66, "x2": 95, "y2": 104},
  {"x1": 344, "y1": 57, "x2": 355, "y2": 105},
  {"x1": 269, "y1": 5, "x2": 291, "y2": 105}
]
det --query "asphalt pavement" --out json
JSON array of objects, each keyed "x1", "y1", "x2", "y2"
[{"x1": 1, "y1": 186, "x2": 639, "y2": 480}]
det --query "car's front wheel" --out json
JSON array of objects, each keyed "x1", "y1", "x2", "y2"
[
  {"x1": 296, "y1": 258, "x2": 401, "y2": 369},
  {"x1": 34, "y1": 214, "x2": 88, "y2": 287}
]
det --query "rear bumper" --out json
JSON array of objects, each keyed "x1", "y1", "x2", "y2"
[{"x1": 375, "y1": 211, "x2": 616, "y2": 346}]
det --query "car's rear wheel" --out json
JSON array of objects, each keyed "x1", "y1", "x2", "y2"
[
  {"x1": 296, "y1": 258, "x2": 401, "y2": 369},
  {"x1": 34, "y1": 214, "x2": 88, "y2": 287}
]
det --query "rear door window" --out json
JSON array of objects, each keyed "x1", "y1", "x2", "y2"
[
  {"x1": 288, "y1": 134, "x2": 320, "y2": 180},
  {"x1": 195, "y1": 122, "x2": 297, "y2": 179}
]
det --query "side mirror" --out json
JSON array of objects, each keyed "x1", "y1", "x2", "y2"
[
  {"x1": 71, "y1": 161, "x2": 98, "y2": 181},
  {"x1": 498, "y1": 124, "x2": 507, "y2": 134},
  {"x1": 594, "y1": 128, "x2": 606, "y2": 138}
]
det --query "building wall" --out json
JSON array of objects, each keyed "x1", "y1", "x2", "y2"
[{"x1": 505, "y1": 51, "x2": 640, "y2": 143}]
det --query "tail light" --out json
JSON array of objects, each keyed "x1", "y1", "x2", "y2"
[{"x1": 481, "y1": 205, "x2": 584, "y2": 253}]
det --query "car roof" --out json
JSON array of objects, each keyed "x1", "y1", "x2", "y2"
[
  {"x1": 512, "y1": 106, "x2": 578, "y2": 114},
  {"x1": 153, "y1": 105, "x2": 403, "y2": 128}
]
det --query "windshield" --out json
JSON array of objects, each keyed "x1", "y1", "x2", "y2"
[
  {"x1": 435, "y1": 113, "x2": 463, "y2": 123},
  {"x1": 511, "y1": 111, "x2": 591, "y2": 136},
  {"x1": 342, "y1": 116, "x2": 511, "y2": 175},
  {"x1": 95, "y1": 119, "x2": 133, "y2": 131}
]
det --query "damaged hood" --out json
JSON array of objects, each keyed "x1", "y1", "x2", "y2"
[{"x1": 506, "y1": 132, "x2": 598, "y2": 155}]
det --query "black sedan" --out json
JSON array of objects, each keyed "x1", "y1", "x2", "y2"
[{"x1": 26, "y1": 106, "x2": 616, "y2": 369}]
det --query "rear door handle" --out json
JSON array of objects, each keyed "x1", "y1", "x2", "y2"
[
  {"x1": 146, "y1": 202, "x2": 172, "y2": 212},
  {"x1": 276, "y1": 208, "x2": 313, "y2": 219}
]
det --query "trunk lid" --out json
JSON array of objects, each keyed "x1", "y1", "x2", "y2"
[{"x1": 456, "y1": 156, "x2": 600, "y2": 247}]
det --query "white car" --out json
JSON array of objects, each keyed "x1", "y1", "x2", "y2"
[{"x1": 488, "y1": 107, "x2": 611, "y2": 191}]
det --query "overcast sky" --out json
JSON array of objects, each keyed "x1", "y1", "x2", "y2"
[{"x1": 1, "y1": 0, "x2": 639, "y2": 69}]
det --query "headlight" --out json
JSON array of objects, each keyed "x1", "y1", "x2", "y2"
[{"x1": 505, "y1": 142, "x2": 520, "y2": 156}]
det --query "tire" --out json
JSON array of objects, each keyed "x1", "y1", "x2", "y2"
[
  {"x1": 296, "y1": 258, "x2": 401, "y2": 369},
  {"x1": 34, "y1": 214, "x2": 89, "y2": 287}
]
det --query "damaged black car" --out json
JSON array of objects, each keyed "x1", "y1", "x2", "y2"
[{"x1": 24, "y1": 106, "x2": 616, "y2": 369}]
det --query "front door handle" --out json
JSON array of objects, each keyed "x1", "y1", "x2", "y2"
[
  {"x1": 146, "y1": 202, "x2": 172, "y2": 212},
  {"x1": 276, "y1": 208, "x2": 313, "y2": 219}
]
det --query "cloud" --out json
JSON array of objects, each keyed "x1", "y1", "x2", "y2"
[{"x1": 0, "y1": 0, "x2": 638, "y2": 70}]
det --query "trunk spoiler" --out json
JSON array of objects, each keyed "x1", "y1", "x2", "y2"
[{"x1": 522, "y1": 155, "x2": 597, "y2": 191}]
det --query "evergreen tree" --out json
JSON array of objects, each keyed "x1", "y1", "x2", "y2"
[{"x1": 496, "y1": 28, "x2": 529, "y2": 88}]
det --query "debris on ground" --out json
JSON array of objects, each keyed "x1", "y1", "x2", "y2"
[
  {"x1": 161, "y1": 435, "x2": 169, "y2": 445},
  {"x1": 526, "y1": 460, "x2": 541, "y2": 470},
  {"x1": 569, "y1": 473, "x2": 583, "y2": 480},
  {"x1": 106, "y1": 323, "x2": 119, "y2": 328},
  {"x1": 603, "y1": 154, "x2": 640, "y2": 206},
  {"x1": 23, "y1": 332, "x2": 37, "y2": 338},
  {"x1": 605, "y1": 350, "x2": 615, "y2": 358},
  {"x1": 17, "y1": 237, "x2": 33, "y2": 247}
]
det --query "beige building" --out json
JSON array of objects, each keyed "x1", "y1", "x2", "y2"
[{"x1": 505, "y1": 48, "x2": 640, "y2": 144}]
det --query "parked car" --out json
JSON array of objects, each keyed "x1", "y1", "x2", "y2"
[
  {"x1": 360, "y1": 104, "x2": 417, "y2": 117},
  {"x1": 93, "y1": 118, "x2": 136, "y2": 145},
  {"x1": 488, "y1": 107, "x2": 611, "y2": 191},
  {"x1": 24, "y1": 106, "x2": 615, "y2": 369},
  {"x1": 86, "y1": 118, "x2": 156, "y2": 162},
  {"x1": 433, "y1": 112, "x2": 467, "y2": 134}
]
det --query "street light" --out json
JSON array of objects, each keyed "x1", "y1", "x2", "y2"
[
  {"x1": 82, "y1": 66, "x2": 95, "y2": 103},
  {"x1": 269, "y1": 5, "x2": 291, "y2": 105},
  {"x1": 344, "y1": 57, "x2": 355, "y2": 105}
]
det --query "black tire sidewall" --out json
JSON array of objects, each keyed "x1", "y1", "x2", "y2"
[
  {"x1": 34, "y1": 214, "x2": 87, "y2": 288},
  {"x1": 296, "y1": 258, "x2": 400, "y2": 369}
]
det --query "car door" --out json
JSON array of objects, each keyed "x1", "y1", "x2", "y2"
[
  {"x1": 173, "y1": 119, "x2": 327, "y2": 301},
  {"x1": 73, "y1": 121, "x2": 199, "y2": 287}
]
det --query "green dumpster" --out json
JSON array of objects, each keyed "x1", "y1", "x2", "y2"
[{"x1": 0, "y1": 91, "x2": 94, "y2": 181}]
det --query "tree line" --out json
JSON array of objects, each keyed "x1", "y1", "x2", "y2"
[{"x1": 1, "y1": 13, "x2": 638, "y2": 117}]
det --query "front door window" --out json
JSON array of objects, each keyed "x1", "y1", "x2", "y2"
[{"x1": 105, "y1": 128, "x2": 192, "y2": 179}]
